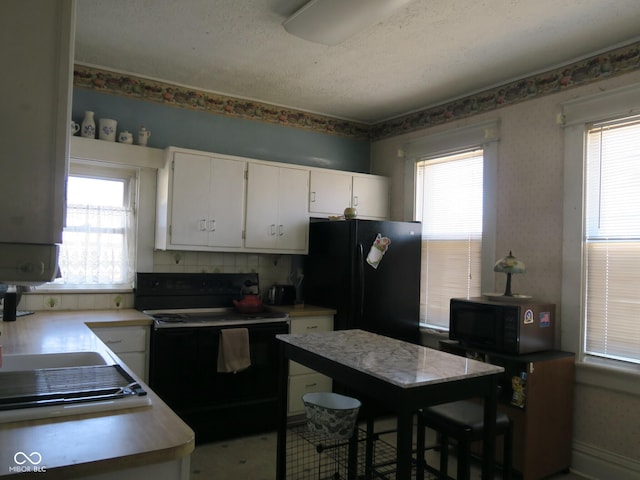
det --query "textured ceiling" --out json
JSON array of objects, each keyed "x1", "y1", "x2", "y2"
[{"x1": 74, "y1": 0, "x2": 640, "y2": 124}]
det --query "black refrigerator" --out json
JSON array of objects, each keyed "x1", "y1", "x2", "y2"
[{"x1": 304, "y1": 218, "x2": 422, "y2": 344}]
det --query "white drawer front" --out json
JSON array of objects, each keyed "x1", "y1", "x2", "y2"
[
  {"x1": 290, "y1": 316, "x2": 333, "y2": 334},
  {"x1": 288, "y1": 373, "x2": 332, "y2": 415},
  {"x1": 92, "y1": 326, "x2": 147, "y2": 353}
]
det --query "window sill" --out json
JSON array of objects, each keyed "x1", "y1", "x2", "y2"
[
  {"x1": 33, "y1": 286, "x2": 133, "y2": 294},
  {"x1": 576, "y1": 358, "x2": 640, "y2": 397}
]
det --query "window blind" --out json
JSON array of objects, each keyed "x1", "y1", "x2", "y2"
[
  {"x1": 584, "y1": 116, "x2": 640, "y2": 364},
  {"x1": 416, "y1": 150, "x2": 483, "y2": 328}
]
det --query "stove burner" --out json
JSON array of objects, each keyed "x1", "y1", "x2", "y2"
[{"x1": 151, "y1": 313, "x2": 187, "y2": 323}]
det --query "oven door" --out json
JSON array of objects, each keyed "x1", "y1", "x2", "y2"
[{"x1": 149, "y1": 321, "x2": 288, "y2": 442}]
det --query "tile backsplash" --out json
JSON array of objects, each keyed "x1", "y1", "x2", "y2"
[{"x1": 17, "y1": 252, "x2": 296, "y2": 311}]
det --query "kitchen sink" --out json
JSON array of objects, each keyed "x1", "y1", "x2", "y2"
[
  {"x1": 0, "y1": 352, "x2": 151, "y2": 423},
  {"x1": 1, "y1": 351, "x2": 111, "y2": 372}
]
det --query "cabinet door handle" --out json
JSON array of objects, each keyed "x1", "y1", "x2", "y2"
[
  {"x1": 105, "y1": 339, "x2": 123, "y2": 345},
  {"x1": 311, "y1": 191, "x2": 316, "y2": 203},
  {"x1": 306, "y1": 325, "x2": 318, "y2": 330},
  {"x1": 270, "y1": 224, "x2": 276, "y2": 235},
  {"x1": 199, "y1": 219, "x2": 207, "y2": 231},
  {"x1": 305, "y1": 383, "x2": 317, "y2": 388},
  {"x1": 353, "y1": 196, "x2": 359, "y2": 206},
  {"x1": 278, "y1": 224, "x2": 284, "y2": 236},
  {"x1": 209, "y1": 220, "x2": 216, "y2": 232}
]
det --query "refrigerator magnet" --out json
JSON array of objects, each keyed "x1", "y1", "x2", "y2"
[{"x1": 366, "y1": 234, "x2": 391, "y2": 269}]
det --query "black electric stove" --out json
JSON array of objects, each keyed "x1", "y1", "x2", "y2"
[{"x1": 135, "y1": 272, "x2": 289, "y2": 444}]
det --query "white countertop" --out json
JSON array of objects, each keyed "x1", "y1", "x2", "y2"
[{"x1": 277, "y1": 329, "x2": 504, "y2": 388}]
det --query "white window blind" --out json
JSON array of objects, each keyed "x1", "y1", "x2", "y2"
[
  {"x1": 416, "y1": 149, "x2": 483, "y2": 328},
  {"x1": 584, "y1": 116, "x2": 640, "y2": 364}
]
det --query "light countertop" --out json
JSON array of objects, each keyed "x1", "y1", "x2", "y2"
[
  {"x1": 277, "y1": 329, "x2": 504, "y2": 389},
  {"x1": 0, "y1": 309, "x2": 194, "y2": 479}
]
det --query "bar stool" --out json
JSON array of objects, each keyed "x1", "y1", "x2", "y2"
[{"x1": 416, "y1": 399, "x2": 513, "y2": 480}]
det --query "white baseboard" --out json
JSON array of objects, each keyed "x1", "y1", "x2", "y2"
[{"x1": 571, "y1": 441, "x2": 640, "y2": 480}]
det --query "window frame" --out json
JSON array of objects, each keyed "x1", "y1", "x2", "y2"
[
  {"x1": 403, "y1": 120, "x2": 499, "y2": 330},
  {"x1": 42, "y1": 160, "x2": 139, "y2": 292},
  {"x1": 561, "y1": 83, "x2": 640, "y2": 395}
]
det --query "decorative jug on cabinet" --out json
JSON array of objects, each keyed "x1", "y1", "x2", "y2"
[
  {"x1": 138, "y1": 126, "x2": 151, "y2": 146},
  {"x1": 99, "y1": 118, "x2": 118, "y2": 141},
  {"x1": 118, "y1": 131, "x2": 133, "y2": 144},
  {"x1": 81, "y1": 111, "x2": 95, "y2": 138}
]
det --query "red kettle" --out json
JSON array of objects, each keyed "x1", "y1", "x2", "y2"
[{"x1": 233, "y1": 293, "x2": 264, "y2": 313}]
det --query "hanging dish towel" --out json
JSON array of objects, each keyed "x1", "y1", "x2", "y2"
[{"x1": 217, "y1": 328, "x2": 251, "y2": 373}]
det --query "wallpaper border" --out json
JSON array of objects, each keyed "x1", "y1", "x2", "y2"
[
  {"x1": 73, "y1": 64, "x2": 371, "y2": 139},
  {"x1": 73, "y1": 40, "x2": 640, "y2": 141}
]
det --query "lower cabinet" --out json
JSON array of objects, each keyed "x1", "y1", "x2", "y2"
[
  {"x1": 91, "y1": 325, "x2": 149, "y2": 382},
  {"x1": 439, "y1": 340, "x2": 575, "y2": 480},
  {"x1": 288, "y1": 315, "x2": 334, "y2": 416}
]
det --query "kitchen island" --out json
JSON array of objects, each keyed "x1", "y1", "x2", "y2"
[
  {"x1": 276, "y1": 329, "x2": 504, "y2": 480},
  {"x1": 0, "y1": 310, "x2": 194, "y2": 479}
]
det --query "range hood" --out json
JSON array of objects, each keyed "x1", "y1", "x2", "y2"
[{"x1": 0, "y1": 243, "x2": 59, "y2": 286}]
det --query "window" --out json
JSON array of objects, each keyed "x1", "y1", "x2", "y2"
[
  {"x1": 415, "y1": 150, "x2": 483, "y2": 329},
  {"x1": 583, "y1": 116, "x2": 640, "y2": 365},
  {"x1": 51, "y1": 163, "x2": 137, "y2": 289},
  {"x1": 562, "y1": 84, "x2": 640, "y2": 388}
]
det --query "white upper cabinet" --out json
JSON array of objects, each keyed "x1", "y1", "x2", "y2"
[
  {"x1": 245, "y1": 163, "x2": 309, "y2": 252},
  {"x1": 308, "y1": 170, "x2": 390, "y2": 219},
  {"x1": 154, "y1": 146, "x2": 388, "y2": 254},
  {"x1": 352, "y1": 174, "x2": 390, "y2": 219},
  {"x1": 309, "y1": 170, "x2": 352, "y2": 216},
  {"x1": 0, "y1": 1, "x2": 75, "y2": 244},
  {"x1": 156, "y1": 149, "x2": 245, "y2": 251}
]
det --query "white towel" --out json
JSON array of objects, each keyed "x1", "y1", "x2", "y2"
[{"x1": 217, "y1": 328, "x2": 251, "y2": 373}]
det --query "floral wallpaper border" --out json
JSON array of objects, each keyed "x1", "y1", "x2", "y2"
[
  {"x1": 73, "y1": 64, "x2": 371, "y2": 139},
  {"x1": 372, "y1": 41, "x2": 640, "y2": 140},
  {"x1": 73, "y1": 40, "x2": 640, "y2": 141}
]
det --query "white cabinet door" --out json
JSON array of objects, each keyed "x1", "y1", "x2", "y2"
[
  {"x1": 309, "y1": 170, "x2": 352, "y2": 215},
  {"x1": 0, "y1": 1, "x2": 74, "y2": 244},
  {"x1": 277, "y1": 167, "x2": 309, "y2": 251},
  {"x1": 170, "y1": 152, "x2": 211, "y2": 246},
  {"x1": 245, "y1": 163, "x2": 308, "y2": 252},
  {"x1": 91, "y1": 326, "x2": 149, "y2": 382},
  {"x1": 245, "y1": 163, "x2": 280, "y2": 249},
  {"x1": 208, "y1": 156, "x2": 245, "y2": 248},
  {"x1": 159, "y1": 150, "x2": 245, "y2": 250},
  {"x1": 352, "y1": 175, "x2": 390, "y2": 219}
]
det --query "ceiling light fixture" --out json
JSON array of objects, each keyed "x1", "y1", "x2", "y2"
[{"x1": 283, "y1": 0, "x2": 412, "y2": 46}]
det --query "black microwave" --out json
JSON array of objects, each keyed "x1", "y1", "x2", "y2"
[{"x1": 449, "y1": 297, "x2": 555, "y2": 354}]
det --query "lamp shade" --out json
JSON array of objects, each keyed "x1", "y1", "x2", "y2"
[
  {"x1": 283, "y1": 0, "x2": 412, "y2": 45},
  {"x1": 494, "y1": 251, "x2": 526, "y2": 274}
]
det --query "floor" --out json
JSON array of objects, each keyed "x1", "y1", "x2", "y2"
[{"x1": 189, "y1": 418, "x2": 589, "y2": 480}]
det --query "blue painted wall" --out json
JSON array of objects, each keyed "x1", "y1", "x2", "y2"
[{"x1": 72, "y1": 89, "x2": 371, "y2": 173}]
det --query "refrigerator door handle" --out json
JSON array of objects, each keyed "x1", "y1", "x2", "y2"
[{"x1": 357, "y1": 243, "x2": 365, "y2": 324}]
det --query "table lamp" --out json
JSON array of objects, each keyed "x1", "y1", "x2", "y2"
[{"x1": 493, "y1": 251, "x2": 526, "y2": 297}]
